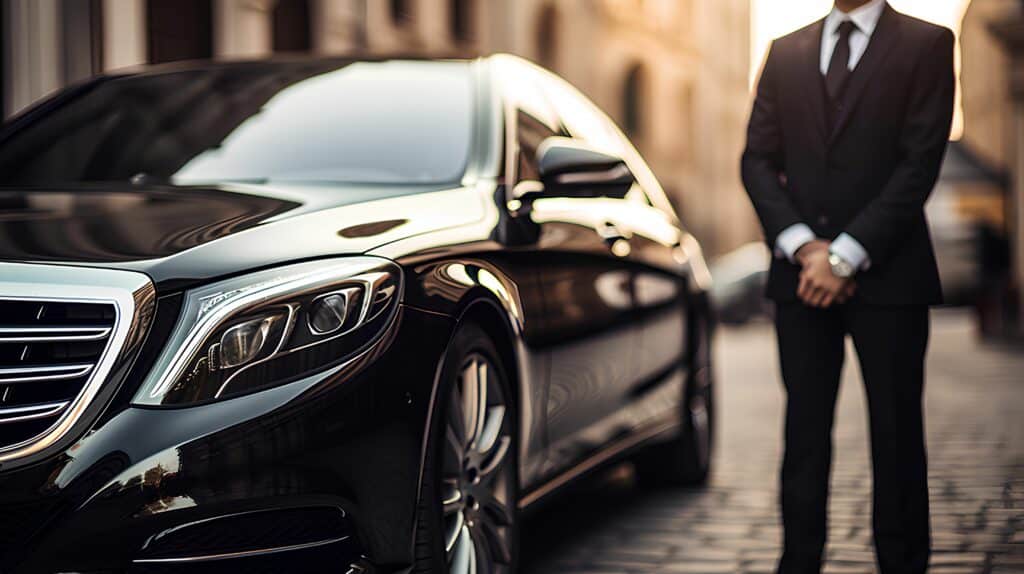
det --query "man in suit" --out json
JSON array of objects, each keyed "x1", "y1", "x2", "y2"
[{"x1": 741, "y1": 1, "x2": 955, "y2": 572}]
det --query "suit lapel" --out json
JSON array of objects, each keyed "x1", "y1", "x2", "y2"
[
  {"x1": 799, "y1": 19, "x2": 828, "y2": 146},
  {"x1": 828, "y1": 4, "x2": 901, "y2": 146}
]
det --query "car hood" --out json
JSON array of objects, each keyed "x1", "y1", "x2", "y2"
[{"x1": 0, "y1": 182, "x2": 487, "y2": 291}]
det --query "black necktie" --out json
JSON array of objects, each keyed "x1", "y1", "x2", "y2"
[{"x1": 825, "y1": 21, "x2": 858, "y2": 101}]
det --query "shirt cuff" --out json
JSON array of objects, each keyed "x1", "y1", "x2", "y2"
[
  {"x1": 830, "y1": 233, "x2": 872, "y2": 271},
  {"x1": 774, "y1": 223, "x2": 815, "y2": 263}
]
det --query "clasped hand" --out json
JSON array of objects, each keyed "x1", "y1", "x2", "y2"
[{"x1": 795, "y1": 240, "x2": 855, "y2": 308}]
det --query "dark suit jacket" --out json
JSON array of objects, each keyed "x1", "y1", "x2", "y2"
[{"x1": 741, "y1": 4, "x2": 955, "y2": 305}]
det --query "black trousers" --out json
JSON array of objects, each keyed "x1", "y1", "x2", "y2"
[{"x1": 775, "y1": 302, "x2": 931, "y2": 574}]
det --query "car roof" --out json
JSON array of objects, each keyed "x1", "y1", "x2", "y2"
[{"x1": 96, "y1": 53, "x2": 501, "y2": 79}]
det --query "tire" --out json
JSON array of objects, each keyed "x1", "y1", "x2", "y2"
[
  {"x1": 635, "y1": 315, "x2": 715, "y2": 487},
  {"x1": 414, "y1": 323, "x2": 520, "y2": 573}
]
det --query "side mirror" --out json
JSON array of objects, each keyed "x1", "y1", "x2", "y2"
[{"x1": 533, "y1": 137, "x2": 635, "y2": 200}]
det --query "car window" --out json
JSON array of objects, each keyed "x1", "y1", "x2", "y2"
[
  {"x1": 0, "y1": 60, "x2": 474, "y2": 187},
  {"x1": 539, "y1": 71, "x2": 679, "y2": 219},
  {"x1": 494, "y1": 58, "x2": 566, "y2": 183},
  {"x1": 516, "y1": 110, "x2": 560, "y2": 182}
]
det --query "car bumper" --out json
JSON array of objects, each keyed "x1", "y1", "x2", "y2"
[{"x1": 0, "y1": 305, "x2": 454, "y2": 574}]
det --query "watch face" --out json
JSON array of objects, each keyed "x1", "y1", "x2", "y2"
[{"x1": 829, "y1": 253, "x2": 854, "y2": 278}]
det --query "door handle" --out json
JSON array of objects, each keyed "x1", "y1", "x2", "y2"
[
  {"x1": 598, "y1": 222, "x2": 631, "y2": 256},
  {"x1": 598, "y1": 222, "x2": 628, "y2": 244}
]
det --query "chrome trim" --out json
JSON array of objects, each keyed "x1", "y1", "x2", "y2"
[
  {"x1": 518, "y1": 418, "x2": 679, "y2": 509},
  {"x1": 0, "y1": 326, "x2": 113, "y2": 342},
  {"x1": 272, "y1": 303, "x2": 301, "y2": 355},
  {"x1": 363, "y1": 271, "x2": 395, "y2": 319},
  {"x1": 555, "y1": 163, "x2": 632, "y2": 185},
  {"x1": 0, "y1": 262, "x2": 155, "y2": 463},
  {"x1": 132, "y1": 536, "x2": 350, "y2": 564},
  {"x1": 141, "y1": 506, "x2": 347, "y2": 549},
  {"x1": 0, "y1": 363, "x2": 94, "y2": 383},
  {"x1": 0, "y1": 401, "x2": 70, "y2": 424}
]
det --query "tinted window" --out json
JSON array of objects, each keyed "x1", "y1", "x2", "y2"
[
  {"x1": 541, "y1": 72, "x2": 678, "y2": 217},
  {"x1": 516, "y1": 110, "x2": 559, "y2": 182},
  {"x1": 500, "y1": 65, "x2": 562, "y2": 182},
  {"x1": 0, "y1": 60, "x2": 474, "y2": 186}
]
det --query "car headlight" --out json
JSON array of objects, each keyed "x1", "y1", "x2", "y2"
[{"x1": 133, "y1": 257, "x2": 401, "y2": 406}]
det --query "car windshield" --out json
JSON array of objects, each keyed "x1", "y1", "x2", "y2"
[{"x1": 0, "y1": 60, "x2": 474, "y2": 187}]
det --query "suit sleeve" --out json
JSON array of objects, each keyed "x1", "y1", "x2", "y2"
[
  {"x1": 842, "y1": 28, "x2": 955, "y2": 267},
  {"x1": 741, "y1": 41, "x2": 805, "y2": 247}
]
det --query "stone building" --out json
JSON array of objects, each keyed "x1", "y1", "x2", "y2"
[
  {"x1": 0, "y1": 0, "x2": 753, "y2": 254},
  {"x1": 958, "y1": 0, "x2": 1024, "y2": 333}
]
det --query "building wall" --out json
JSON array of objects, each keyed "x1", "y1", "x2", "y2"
[
  {"x1": 961, "y1": 0, "x2": 1024, "y2": 328},
  {"x1": 960, "y1": 0, "x2": 1014, "y2": 170},
  {"x1": 0, "y1": 0, "x2": 753, "y2": 255},
  {"x1": 3, "y1": 0, "x2": 65, "y2": 116}
]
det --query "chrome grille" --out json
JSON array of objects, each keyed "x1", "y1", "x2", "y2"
[
  {"x1": 0, "y1": 262, "x2": 155, "y2": 464},
  {"x1": 0, "y1": 300, "x2": 117, "y2": 449}
]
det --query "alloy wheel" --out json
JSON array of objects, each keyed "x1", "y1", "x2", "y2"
[{"x1": 441, "y1": 352, "x2": 515, "y2": 574}]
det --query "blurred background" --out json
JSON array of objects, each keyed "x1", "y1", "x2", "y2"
[
  {"x1": 2, "y1": 0, "x2": 1020, "y2": 338},
  {"x1": 1, "y1": 2, "x2": 1022, "y2": 571}
]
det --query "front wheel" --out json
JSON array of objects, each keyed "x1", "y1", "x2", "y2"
[{"x1": 415, "y1": 323, "x2": 519, "y2": 573}]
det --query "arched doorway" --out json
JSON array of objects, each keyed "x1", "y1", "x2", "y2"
[
  {"x1": 621, "y1": 62, "x2": 646, "y2": 139},
  {"x1": 273, "y1": 0, "x2": 312, "y2": 53},
  {"x1": 390, "y1": 0, "x2": 411, "y2": 26},
  {"x1": 146, "y1": 0, "x2": 212, "y2": 64},
  {"x1": 451, "y1": 0, "x2": 474, "y2": 44},
  {"x1": 536, "y1": 3, "x2": 559, "y2": 72}
]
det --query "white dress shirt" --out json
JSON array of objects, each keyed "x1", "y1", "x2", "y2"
[
  {"x1": 775, "y1": 0, "x2": 887, "y2": 271},
  {"x1": 820, "y1": 0, "x2": 887, "y2": 75}
]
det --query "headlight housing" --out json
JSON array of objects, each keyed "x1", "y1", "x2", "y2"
[{"x1": 134, "y1": 257, "x2": 401, "y2": 407}]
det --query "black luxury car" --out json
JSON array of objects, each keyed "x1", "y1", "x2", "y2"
[{"x1": 0, "y1": 55, "x2": 714, "y2": 573}]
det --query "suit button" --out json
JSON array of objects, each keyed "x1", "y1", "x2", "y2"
[{"x1": 818, "y1": 215, "x2": 830, "y2": 226}]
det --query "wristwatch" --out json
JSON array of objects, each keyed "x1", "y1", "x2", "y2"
[{"x1": 828, "y1": 251, "x2": 855, "y2": 279}]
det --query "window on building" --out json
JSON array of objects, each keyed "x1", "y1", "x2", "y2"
[
  {"x1": 61, "y1": 0, "x2": 103, "y2": 84},
  {"x1": 390, "y1": 0, "x2": 411, "y2": 26},
  {"x1": 451, "y1": 0, "x2": 473, "y2": 44},
  {"x1": 147, "y1": 0, "x2": 213, "y2": 64},
  {"x1": 273, "y1": 0, "x2": 312, "y2": 53},
  {"x1": 679, "y1": 81, "x2": 695, "y2": 162},
  {"x1": 622, "y1": 63, "x2": 646, "y2": 140},
  {"x1": 536, "y1": 3, "x2": 559, "y2": 72}
]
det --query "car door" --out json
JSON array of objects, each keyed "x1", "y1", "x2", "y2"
[
  {"x1": 540, "y1": 72, "x2": 690, "y2": 434},
  {"x1": 615, "y1": 188, "x2": 690, "y2": 428},
  {"x1": 497, "y1": 62, "x2": 644, "y2": 477}
]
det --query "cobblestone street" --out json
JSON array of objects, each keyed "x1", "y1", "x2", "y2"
[{"x1": 522, "y1": 309, "x2": 1024, "y2": 574}]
